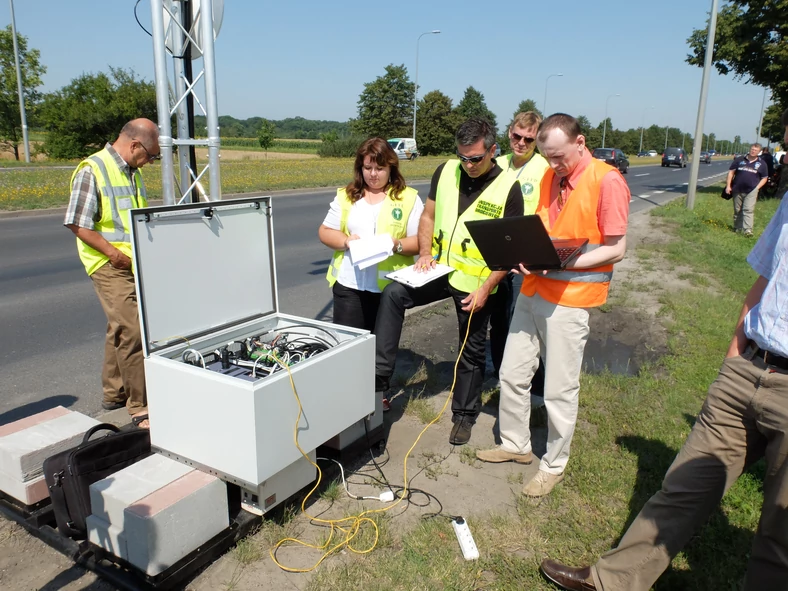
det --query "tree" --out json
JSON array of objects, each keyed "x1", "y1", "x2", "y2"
[
  {"x1": 257, "y1": 118, "x2": 276, "y2": 157},
  {"x1": 686, "y1": 1, "x2": 788, "y2": 107},
  {"x1": 0, "y1": 26, "x2": 46, "y2": 160},
  {"x1": 40, "y1": 67, "x2": 157, "y2": 159},
  {"x1": 416, "y1": 90, "x2": 460, "y2": 156},
  {"x1": 761, "y1": 103, "x2": 784, "y2": 145},
  {"x1": 512, "y1": 99, "x2": 542, "y2": 121},
  {"x1": 351, "y1": 64, "x2": 413, "y2": 139},
  {"x1": 454, "y1": 86, "x2": 497, "y2": 130}
]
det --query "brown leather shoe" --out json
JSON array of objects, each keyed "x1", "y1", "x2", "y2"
[{"x1": 540, "y1": 559, "x2": 596, "y2": 590}]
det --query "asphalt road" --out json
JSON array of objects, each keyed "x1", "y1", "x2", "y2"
[{"x1": 0, "y1": 161, "x2": 730, "y2": 422}]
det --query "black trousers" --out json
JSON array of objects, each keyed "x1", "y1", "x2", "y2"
[
  {"x1": 332, "y1": 282, "x2": 381, "y2": 332},
  {"x1": 488, "y1": 272, "x2": 545, "y2": 397},
  {"x1": 374, "y1": 276, "x2": 497, "y2": 423}
]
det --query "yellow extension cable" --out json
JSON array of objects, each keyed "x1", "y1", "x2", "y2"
[{"x1": 269, "y1": 269, "x2": 489, "y2": 572}]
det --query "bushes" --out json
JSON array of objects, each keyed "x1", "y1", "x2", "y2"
[{"x1": 317, "y1": 137, "x2": 365, "y2": 158}]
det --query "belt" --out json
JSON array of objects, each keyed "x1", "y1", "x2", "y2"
[{"x1": 751, "y1": 345, "x2": 788, "y2": 371}]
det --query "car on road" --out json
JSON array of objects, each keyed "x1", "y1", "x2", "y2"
[
  {"x1": 592, "y1": 147, "x2": 629, "y2": 174},
  {"x1": 647, "y1": 150, "x2": 658, "y2": 157},
  {"x1": 699, "y1": 151, "x2": 712, "y2": 164},
  {"x1": 708, "y1": 149, "x2": 717, "y2": 156},
  {"x1": 387, "y1": 137, "x2": 418, "y2": 160},
  {"x1": 637, "y1": 151, "x2": 648, "y2": 158},
  {"x1": 494, "y1": 144, "x2": 501, "y2": 158},
  {"x1": 662, "y1": 147, "x2": 688, "y2": 168}
]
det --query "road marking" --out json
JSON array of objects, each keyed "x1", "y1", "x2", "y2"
[
  {"x1": 673, "y1": 169, "x2": 683, "y2": 172},
  {"x1": 635, "y1": 173, "x2": 650, "y2": 177},
  {"x1": 653, "y1": 190, "x2": 665, "y2": 194}
]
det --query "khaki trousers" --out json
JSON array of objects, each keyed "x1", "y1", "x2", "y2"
[
  {"x1": 592, "y1": 350, "x2": 788, "y2": 591},
  {"x1": 90, "y1": 263, "x2": 147, "y2": 415},
  {"x1": 733, "y1": 188, "x2": 759, "y2": 233},
  {"x1": 498, "y1": 292, "x2": 589, "y2": 474}
]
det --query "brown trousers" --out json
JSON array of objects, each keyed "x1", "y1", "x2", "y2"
[
  {"x1": 593, "y1": 348, "x2": 788, "y2": 591},
  {"x1": 90, "y1": 262, "x2": 147, "y2": 415}
]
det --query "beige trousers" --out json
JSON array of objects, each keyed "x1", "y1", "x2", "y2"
[
  {"x1": 91, "y1": 262, "x2": 147, "y2": 415},
  {"x1": 498, "y1": 292, "x2": 590, "y2": 474},
  {"x1": 592, "y1": 350, "x2": 788, "y2": 590}
]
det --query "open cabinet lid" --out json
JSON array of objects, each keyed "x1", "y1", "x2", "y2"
[{"x1": 130, "y1": 197, "x2": 278, "y2": 356}]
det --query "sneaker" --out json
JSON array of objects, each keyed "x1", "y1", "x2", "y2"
[
  {"x1": 522, "y1": 469, "x2": 564, "y2": 497},
  {"x1": 744, "y1": 231, "x2": 753, "y2": 238},
  {"x1": 476, "y1": 446, "x2": 533, "y2": 464},
  {"x1": 101, "y1": 400, "x2": 126, "y2": 411},
  {"x1": 382, "y1": 397, "x2": 391, "y2": 412},
  {"x1": 375, "y1": 375, "x2": 390, "y2": 393},
  {"x1": 449, "y1": 417, "x2": 473, "y2": 446}
]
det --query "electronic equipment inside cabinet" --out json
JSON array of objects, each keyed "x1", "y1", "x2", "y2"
[{"x1": 130, "y1": 197, "x2": 375, "y2": 513}]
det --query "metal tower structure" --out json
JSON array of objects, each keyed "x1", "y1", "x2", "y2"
[{"x1": 149, "y1": 0, "x2": 222, "y2": 204}]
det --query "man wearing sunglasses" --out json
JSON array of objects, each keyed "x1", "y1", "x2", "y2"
[
  {"x1": 476, "y1": 113, "x2": 629, "y2": 497},
  {"x1": 375, "y1": 117, "x2": 523, "y2": 445},
  {"x1": 489, "y1": 111, "x2": 550, "y2": 400},
  {"x1": 64, "y1": 118, "x2": 160, "y2": 429}
]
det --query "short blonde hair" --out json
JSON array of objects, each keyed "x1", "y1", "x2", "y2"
[{"x1": 510, "y1": 111, "x2": 542, "y2": 131}]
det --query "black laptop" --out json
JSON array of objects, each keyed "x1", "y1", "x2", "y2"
[{"x1": 464, "y1": 215, "x2": 588, "y2": 271}]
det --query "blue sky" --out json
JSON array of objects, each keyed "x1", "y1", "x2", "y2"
[{"x1": 2, "y1": 1, "x2": 772, "y2": 143}]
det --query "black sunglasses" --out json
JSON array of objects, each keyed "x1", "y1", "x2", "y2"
[
  {"x1": 456, "y1": 151, "x2": 489, "y2": 164},
  {"x1": 135, "y1": 139, "x2": 161, "y2": 162},
  {"x1": 510, "y1": 132, "x2": 536, "y2": 144}
]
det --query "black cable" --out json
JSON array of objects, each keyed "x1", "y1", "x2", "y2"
[{"x1": 134, "y1": 0, "x2": 152, "y2": 37}]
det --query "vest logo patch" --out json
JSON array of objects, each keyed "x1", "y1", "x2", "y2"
[
  {"x1": 521, "y1": 182, "x2": 534, "y2": 196},
  {"x1": 474, "y1": 200, "x2": 502, "y2": 218},
  {"x1": 391, "y1": 207, "x2": 403, "y2": 221}
]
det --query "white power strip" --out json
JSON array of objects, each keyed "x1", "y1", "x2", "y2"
[{"x1": 452, "y1": 517, "x2": 479, "y2": 560}]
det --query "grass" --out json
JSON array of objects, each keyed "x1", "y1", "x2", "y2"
[
  {"x1": 292, "y1": 186, "x2": 779, "y2": 590},
  {"x1": 0, "y1": 156, "x2": 444, "y2": 211}
]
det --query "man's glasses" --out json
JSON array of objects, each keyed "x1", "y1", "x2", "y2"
[
  {"x1": 135, "y1": 140, "x2": 161, "y2": 162},
  {"x1": 456, "y1": 152, "x2": 488, "y2": 164},
  {"x1": 510, "y1": 132, "x2": 535, "y2": 144}
]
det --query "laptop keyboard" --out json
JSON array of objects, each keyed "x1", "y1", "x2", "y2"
[{"x1": 555, "y1": 247, "x2": 577, "y2": 262}]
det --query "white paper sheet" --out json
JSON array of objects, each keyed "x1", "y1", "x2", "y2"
[
  {"x1": 348, "y1": 234, "x2": 394, "y2": 270},
  {"x1": 385, "y1": 263, "x2": 454, "y2": 288}
]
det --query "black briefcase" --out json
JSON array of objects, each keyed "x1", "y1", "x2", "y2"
[{"x1": 43, "y1": 423, "x2": 151, "y2": 539}]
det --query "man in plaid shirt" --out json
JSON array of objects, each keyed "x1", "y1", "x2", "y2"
[{"x1": 64, "y1": 119, "x2": 159, "y2": 428}]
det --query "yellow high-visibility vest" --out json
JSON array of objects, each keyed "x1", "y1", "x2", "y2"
[{"x1": 71, "y1": 147, "x2": 147, "y2": 276}]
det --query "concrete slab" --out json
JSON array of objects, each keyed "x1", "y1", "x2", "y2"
[
  {"x1": 86, "y1": 514, "x2": 128, "y2": 561},
  {"x1": 124, "y1": 470, "x2": 228, "y2": 576},
  {"x1": 89, "y1": 455, "x2": 193, "y2": 531},
  {"x1": 0, "y1": 408, "x2": 100, "y2": 481},
  {"x1": 0, "y1": 470, "x2": 48, "y2": 505}
]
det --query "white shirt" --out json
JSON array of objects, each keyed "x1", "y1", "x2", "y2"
[{"x1": 322, "y1": 192, "x2": 424, "y2": 292}]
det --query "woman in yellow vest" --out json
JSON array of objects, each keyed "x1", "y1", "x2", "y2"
[{"x1": 319, "y1": 138, "x2": 423, "y2": 407}]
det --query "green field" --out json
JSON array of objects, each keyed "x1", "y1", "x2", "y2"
[{"x1": 0, "y1": 156, "x2": 445, "y2": 211}]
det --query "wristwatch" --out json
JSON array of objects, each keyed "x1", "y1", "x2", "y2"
[{"x1": 394, "y1": 240, "x2": 404, "y2": 254}]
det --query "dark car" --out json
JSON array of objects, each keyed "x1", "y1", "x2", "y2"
[
  {"x1": 662, "y1": 147, "x2": 688, "y2": 168},
  {"x1": 636, "y1": 151, "x2": 648, "y2": 158},
  {"x1": 699, "y1": 151, "x2": 711, "y2": 164},
  {"x1": 592, "y1": 148, "x2": 629, "y2": 174}
]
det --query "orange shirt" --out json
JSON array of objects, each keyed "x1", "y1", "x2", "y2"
[{"x1": 546, "y1": 149, "x2": 630, "y2": 236}]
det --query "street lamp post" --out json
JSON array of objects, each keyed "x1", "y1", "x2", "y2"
[
  {"x1": 542, "y1": 73, "x2": 563, "y2": 115},
  {"x1": 664, "y1": 125, "x2": 669, "y2": 151},
  {"x1": 639, "y1": 105, "x2": 654, "y2": 153},
  {"x1": 412, "y1": 30, "x2": 440, "y2": 141},
  {"x1": 757, "y1": 86, "x2": 768, "y2": 142},
  {"x1": 601, "y1": 93, "x2": 620, "y2": 149},
  {"x1": 8, "y1": 0, "x2": 30, "y2": 163}
]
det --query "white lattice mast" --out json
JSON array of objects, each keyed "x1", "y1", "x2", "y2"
[{"x1": 149, "y1": 0, "x2": 222, "y2": 204}]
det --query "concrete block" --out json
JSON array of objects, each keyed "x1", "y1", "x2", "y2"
[
  {"x1": 125, "y1": 470, "x2": 228, "y2": 576},
  {"x1": 89, "y1": 454, "x2": 193, "y2": 531},
  {"x1": 0, "y1": 470, "x2": 48, "y2": 505},
  {"x1": 0, "y1": 406, "x2": 100, "y2": 481},
  {"x1": 87, "y1": 514, "x2": 128, "y2": 560}
]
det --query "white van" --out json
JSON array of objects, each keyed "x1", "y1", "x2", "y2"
[{"x1": 387, "y1": 138, "x2": 418, "y2": 160}]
